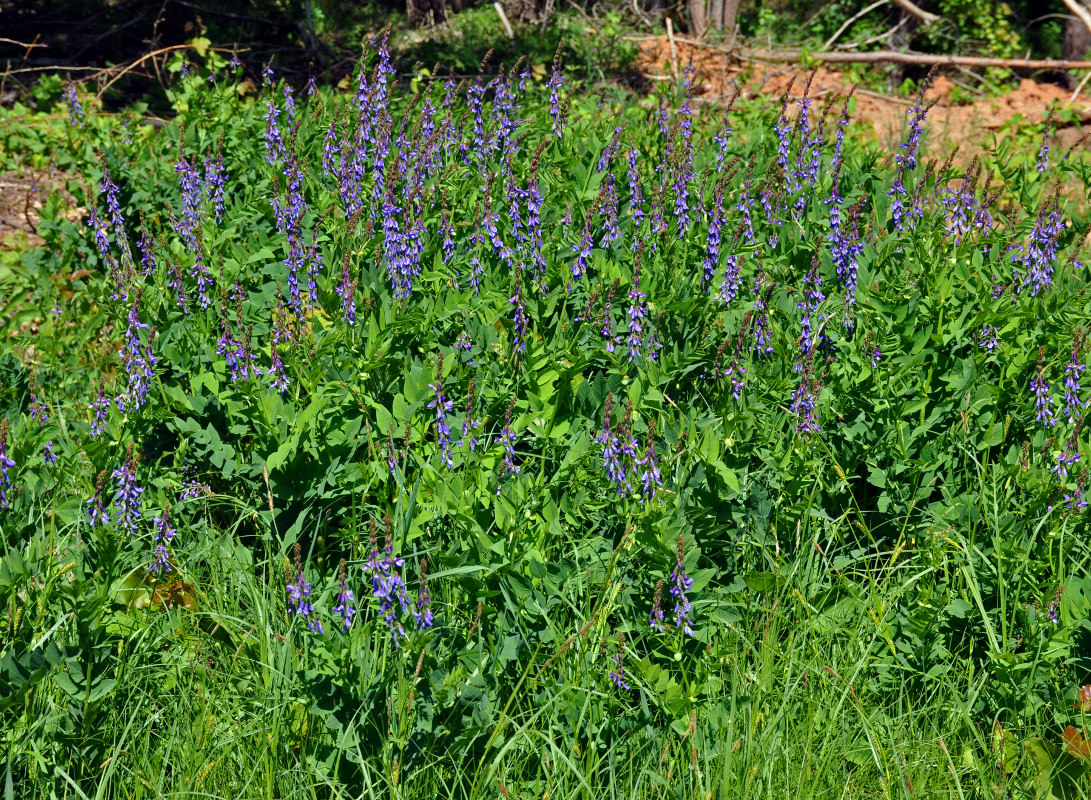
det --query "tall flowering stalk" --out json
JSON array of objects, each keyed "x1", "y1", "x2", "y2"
[
  {"x1": 375, "y1": 516, "x2": 411, "y2": 645},
  {"x1": 268, "y1": 293, "x2": 291, "y2": 394},
  {"x1": 1014, "y1": 188, "x2": 1064, "y2": 296},
  {"x1": 1037, "y1": 109, "x2": 1053, "y2": 174},
  {"x1": 498, "y1": 397, "x2": 520, "y2": 489},
  {"x1": 626, "y1": 245, "x2": 650, "y2": 362},
  {"x1": 627, "y1": 147, "x2": 645, "y2": 226},
  {"x1": 649, "y1": 579, "x2": 666, "y2": 632},
  {"x1": 598, "y1": 278, "x2": 619, "y2": 353},
  {"x1": 608, "y1": 633, "x2": 630, "y2": 690},
  {"x1": 1064, "y1": 329, "x2": 1087, "y2": 421},
  {"x1": 204, "y1": 133, "x2": 228, "y2": 223},
  {"x1": 337, "y1": 250, "x2": 358, "y2": 324},
  {"x1": 63, "y1": 83, "x2": 84, "y2": 128},
  {"x1": 458, "y1": 377, "x2": 483, "y2": 451},
  {"x1": 86, "y1": 469, "x2": 109, "y2": 526},
  {"x1": 428, "y1": 355, "x2": 455, "y2": 469},
  {"x1": 414, "y1": 557, "x2": 434, "y2": 631},
  {"x1": 797, "y1": 253, "x2": 825, "y2": 365},
  {"x1": 332, "y1": 559, "x2": 357, "y2": 632},
  {"x1": 112, "y1": 445, "x2": 143, "y2": 535},
  {"x1": 0, "y1": 421, "x2": 14, "y2": 510},
  {"x1": 715, "y1": 222, "x2": 747, "y2": 306},
  {"x1": 571, "y1": 193, "x2": 602, "y2": 285},
  {"x1": 1032, "y1": 346, "x2": 1058, "y2": 428},
  {"x1": 286, "y1": 542, "x2": 324, "y2": 634},
  {"x1": 117, "y1": 290, "x2": 157, "y2": 411},
  {"x1": 148, "y1": 506, "x2": 177, "y2": 576},
  {"x1": 637, "y1": 419, "x2": 662, "y2": 502},
  {"x1": 509, "y1": 271, "x2": 529, "y2": 356},
  {"x1": 831, "y1": 197, "x2": 867, "y2": 322},
  {"x1": 671, "y1": 61, "x2": 696, "y2": 234},
  {"x1": 703, "y1": 182, "x2": 725, "y2": 291},
  {"x1": 791, "y1": 350, "x2": 822, "y2": 436},
  {"x1": 888, "y1": 76, "x2": 935, "y2": 231},
  {"x1": 547, "y1": 41, "x2": 565, "y2": 139},
  {"x1": 596, "y1": 393, "x2": 629, "y2": 496},
  {"x1": 525, "y1": 142, "x2": 548, "y2": 288},
  {"x1": 669, "y1": 535, "x2": 694, "y2": 636}
]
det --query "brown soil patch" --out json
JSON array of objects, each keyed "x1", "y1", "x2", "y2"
[
  {"x1": 636, "y1": 36, "x2": 1091, "y2": 157},
  {"x1": 0, "y1": 170, "x2": 80, "y2": 250}
]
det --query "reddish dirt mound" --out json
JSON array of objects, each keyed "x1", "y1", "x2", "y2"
[{"x1": 635, "y1": 35, "x2": 1091, "y2": 156}]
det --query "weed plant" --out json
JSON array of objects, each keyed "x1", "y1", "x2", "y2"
[{"x1": 1, "y1": 41, "x2": 1091, "y2": 799}]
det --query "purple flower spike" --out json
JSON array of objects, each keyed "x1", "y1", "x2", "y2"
[
  {"x1": 608, "y1": 633, "x2": 630, "y2": 690},
  {"x1": 286, "y1": 543, "x2": 324, "y2": 634},
  {"x1": 86, "y1": 469, "x2": 110, "y2": 526},
  {"x1": 649, "y1": 579, "x2": 666, "y2": 633},
  {"x1": 332, "y1": 559, "x2": 356, "y2": 633},
  {"x1": 1032, "y1": 347, "x2": 1058, "y2": 428},
  {"x1": 147, "y1": 506, "x2": 177, "y2": 577},
  {"x1": 669, "y1": 535, "x2": 695, "y2": 636},
  {"x1": 427, "y1": 354, "x2": 455, "y2": 469},
  {"x1": 0, "y1": 421, "x2": 15, "y2": 509},
  {"x1": 498, "y1": 397, "x2": 521, "y2": 492},
  {"x1": 111, "y1": 445, "x2": 144, "y2": 535},
  {"x1": 414, "y1": 557, "x2": 434, "y2": 631}
]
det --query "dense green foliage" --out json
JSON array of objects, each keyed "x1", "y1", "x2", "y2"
[{"x1": 2, "y1": 41, "x2": 1091, "y2": 799}]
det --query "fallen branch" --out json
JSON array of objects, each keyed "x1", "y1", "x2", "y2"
[
  {"x1": 646, "y1": 34, "x2": 1091, "y2": 71},
  {"x1": 796, "y1": 50, "x2": 1091, "y2": 70},
  {"x1": 890, "y1": 0, "x2": 939, "y2": 24}
]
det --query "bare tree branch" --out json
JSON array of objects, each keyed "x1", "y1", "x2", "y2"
[{"x1": 890, "y1": 0, "x2": 939, "y2": 25}]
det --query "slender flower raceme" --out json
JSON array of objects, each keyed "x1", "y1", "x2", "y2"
[
  {"x1": 117, "y1": 290, "x2": 156, "y2": 410},
  {"x1": 375, "y1": 517, "x2": 410, "y2": 645},
  {"x1": 498, "y1": 397, "x2": 520, "y2": 490},
  {"x1": 831, "y1": 197, "x2": 867, "y2": 320},
  {"x1": 1064, "y1": 329, "x2": 1087, "y2": 421},
  {"x1": 791, "y1": 350, "x2": 822, "y2": 436},
  {"x1": 669, "y1": 535, "x2": 695, "y2": 636},
  {"x1": 1032, "y1": 346, "x2": 1058, "y2": 427},
  {"x1": 337, "y1": 251, "x2": 358, "y2": 324},
  {"x1": 147, "y1": 505, "x2": 177, "y2": 577},
  {"x1": 627, "y1": 147, "x2": 645, "y2": 225},
  {"x1": 286, "y1": 542, "x2": 324, "y2": 634},
  {"x1": 598, "y1": 279, "x2": 619, "y2": 353},
  {"x1": 608, "y1": 633, "x2": 630, "y2": 690},
  {"x1": 331, "y1": 559, "x2": 357, "y2": 633},
  {"x1": 1014, "y1": 188, "x2": 1064, "y2": 296},
  {"x1": 1037, "y1": 109, "x2": 1053, "y2": 174},
  {"x1": 86, "y1": 469, "x2": 109, "y2": 526},
  {"x1": 509, "y1": 271, "x2": 529, "y2": 356},
  {"x1": 626, "y1": 245, "x2": 650, "y2": 362},
  {"x1": 636, "y1": 419, "x2": 662, "y2": 502},
  {"x1": 42, "y1": 440, "x2": 57, "y2": 464},
  {"x1": 63, "y1": 83, "x2": 84, "y2": 127},
  {"x1": 703, "y1": 182, "x2": 725, "y2": 291},
  {"x1": 797, "y1": 253, "x2": 826, "y2": 364},
  {"x1": 428, "y1": 355, "x2": 455, "y2": 469},
  {"x1": 649, "y1": 579, "x2": 666, "y2": 632},
  {"x1": 596, "y1": 394, "x2": 629, "y2": 496},
  {"x1": 458, "y1": 377, "x2": 483, "y2": 451},
  {"x1": 204, "y1": 133, "x2": 228, "y2": 223},
  {"x1": 1054, "y1": 418, "x2": 1084, "y2": 482},
  {"x1": 414, "y1": 557, "x2": 434, "y2": 631},
  {"x1": 0, "y1": 421, "x2": 14, "y2": 510},
  {"x1": 112, "y1": 445, "x2": 143, "y2": 535},
  {"x1": 547, "y1": 41, "x2": 565, "y2": 138}
]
